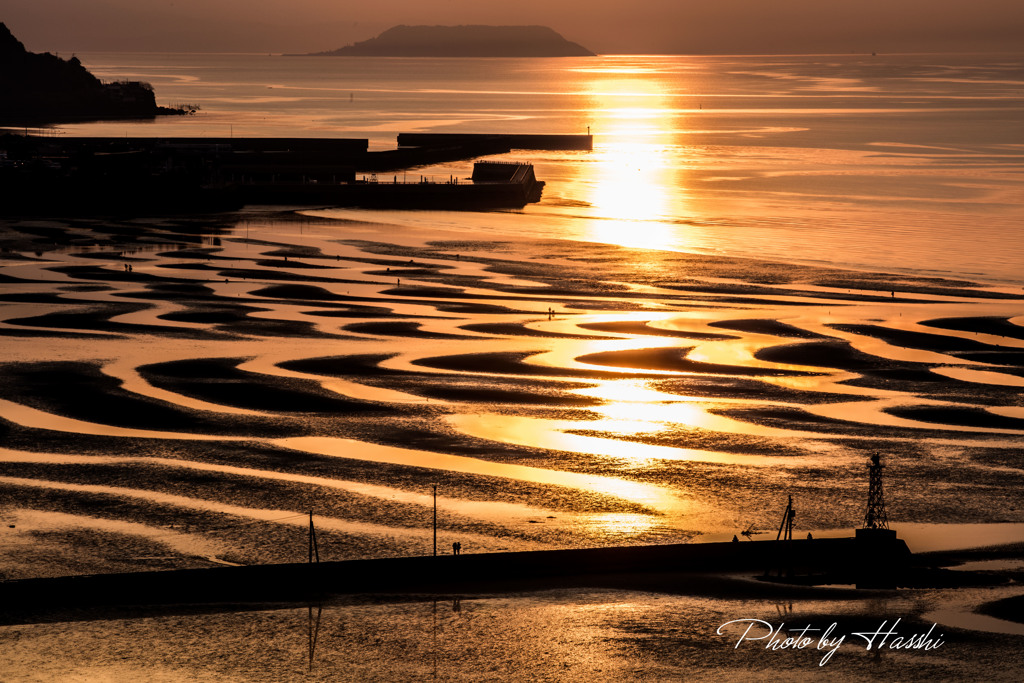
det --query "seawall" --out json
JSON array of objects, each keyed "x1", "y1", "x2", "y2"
[
  {"x1": 0, "y1": 536, "x2": 913, "y2": 622},
  {"x1": 397, "y1": 133, "x2": 593, "y2": 151}
]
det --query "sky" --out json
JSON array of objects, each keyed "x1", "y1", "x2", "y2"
[{"x1": 4, "y1": 0, "x2": 1024, "y2": 55}]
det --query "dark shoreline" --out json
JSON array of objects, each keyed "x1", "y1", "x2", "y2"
[
  {"x1": 4, "y1": 534, "x2": 1022, "y2": 628},
  {"x1": 0, "y1": 536, "x2": 903, "y2": 623}
]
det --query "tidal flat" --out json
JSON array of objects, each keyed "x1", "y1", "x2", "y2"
[{"x1": 2, "y1": 211, "x2": 1024, "y2": 679}]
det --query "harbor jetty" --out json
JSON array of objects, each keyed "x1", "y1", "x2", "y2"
[
  {"x1": 244, "y1": 160, "x2": 545, "y2": 209},
  {"x1": 0, "y1": 133, "x2": 574, "y2": 213},
  {"x1": 398, "y1": 133, "x2": 593, "y2": 151}
]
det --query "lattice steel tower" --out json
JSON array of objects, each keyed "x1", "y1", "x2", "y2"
[{"x1": 863, "y1": 454, "x2": 889, "y2": 529}]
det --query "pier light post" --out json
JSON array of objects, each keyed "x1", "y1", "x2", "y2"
[{"x1": 432, "y1": 483, "x2": 438, "y2": 557}]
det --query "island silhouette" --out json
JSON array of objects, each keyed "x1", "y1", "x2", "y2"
[
  {"x1": 304, "y1": 25, "x2": 595, "y2": 58},
  {"x1": 0, "y1": 22, "x2": 193, "y2": 125}
]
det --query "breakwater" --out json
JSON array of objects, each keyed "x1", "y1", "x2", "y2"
[
  {"x1": 240, "y1": 161, "x2": 543, "y2": 208},
  {"x1": 1, "y1": 134, "x2": 557, "y2": 213},
  {"x1": 398, "y1": 133, "x2": 593, "y2": 151},
  {"x1": 0, "y1": 536, "x2": 914, "y2": 623}
]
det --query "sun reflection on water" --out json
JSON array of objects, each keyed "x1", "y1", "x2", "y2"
[
  {"x1": 583, "y1": 75, "x2": 687, "y2": 252},
  {"x1": 575, "y1": 379, "x2": 717, "y2": 432},
  {"x1": 582, "y1": 512, "x2": 664, "y2": 538}
]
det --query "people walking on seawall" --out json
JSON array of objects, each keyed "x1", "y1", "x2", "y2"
[{"x1": 452, "y1": 541, "x2": 462, "y2": 555}]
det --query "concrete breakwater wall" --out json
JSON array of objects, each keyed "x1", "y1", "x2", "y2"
[
  {"x1": 397, "y1": 133, "x2": 593, "y2": 151},
  {"x1": 241, "y1": 161, "x2": 543, "y2": 208},
  {"x1": 1, "y1": 134, "x2": 553, "y2": 213},
  {"x1": 33, "y1": 137, "x2": 369, "y2": 154},
  {"x1": 0, "y1": 536, "x2": 913, "y2": 622},
  {"x1": 240, "y1": 173, "x2": 542, "y2": 209}
]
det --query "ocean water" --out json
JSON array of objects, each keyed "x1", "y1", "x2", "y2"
[
  {"x1": 5, "y1": 52, "x2": 1024, "y2": 679},
  {"x1": 64, "y1": 51, "x2": 1024, "y2": 284}
]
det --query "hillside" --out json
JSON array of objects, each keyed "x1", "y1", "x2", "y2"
[
  {"x1": 308, "y1": 25, "x2": 595, "y2": 58},
  {"x1": 0, "y1": 22, "x2": 189, "y2": 124}
]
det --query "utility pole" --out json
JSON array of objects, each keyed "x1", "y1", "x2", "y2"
[
  {"x1": 308, "y1": 510, "x2": 319, "y2": 563},
  {"x1": 432, "y1": 484, "x2": 438, "y2": 557}
]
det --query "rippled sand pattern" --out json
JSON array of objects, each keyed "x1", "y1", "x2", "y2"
[{"x1": 2, "y1": 214, "x2": 1023, "y2": 577}]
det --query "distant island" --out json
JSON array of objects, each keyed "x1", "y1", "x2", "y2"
[
  {"x1": 0, "y1": 22, "x2": 194, "y2": 125},
  {"x1": 304, "y1": 25, "x2": 595, "y2": 58}
]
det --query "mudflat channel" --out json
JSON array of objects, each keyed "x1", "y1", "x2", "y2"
[{"x1": 2, "y1": 212, "x2": 1023, "y2": 680}]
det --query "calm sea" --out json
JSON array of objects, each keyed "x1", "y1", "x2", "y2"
[{"x1": 63, "y1": 52, "x2": 1024, "y2": 284}]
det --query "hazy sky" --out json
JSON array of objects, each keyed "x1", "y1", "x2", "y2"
[{"x1": 5, "y1": 0, "x2": 1024, "y2": 55}]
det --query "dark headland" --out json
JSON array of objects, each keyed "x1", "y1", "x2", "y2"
[
  {"x1": 0, "y1": 22, "x2": 193, "y2": 125},
  {"x1": 303, "y1": 25, "x2": 595, "y2": 58}
]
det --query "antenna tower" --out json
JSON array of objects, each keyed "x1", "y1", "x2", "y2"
[{"x1": 864, "y1": 455, "x2": 889, "y2": 529}]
